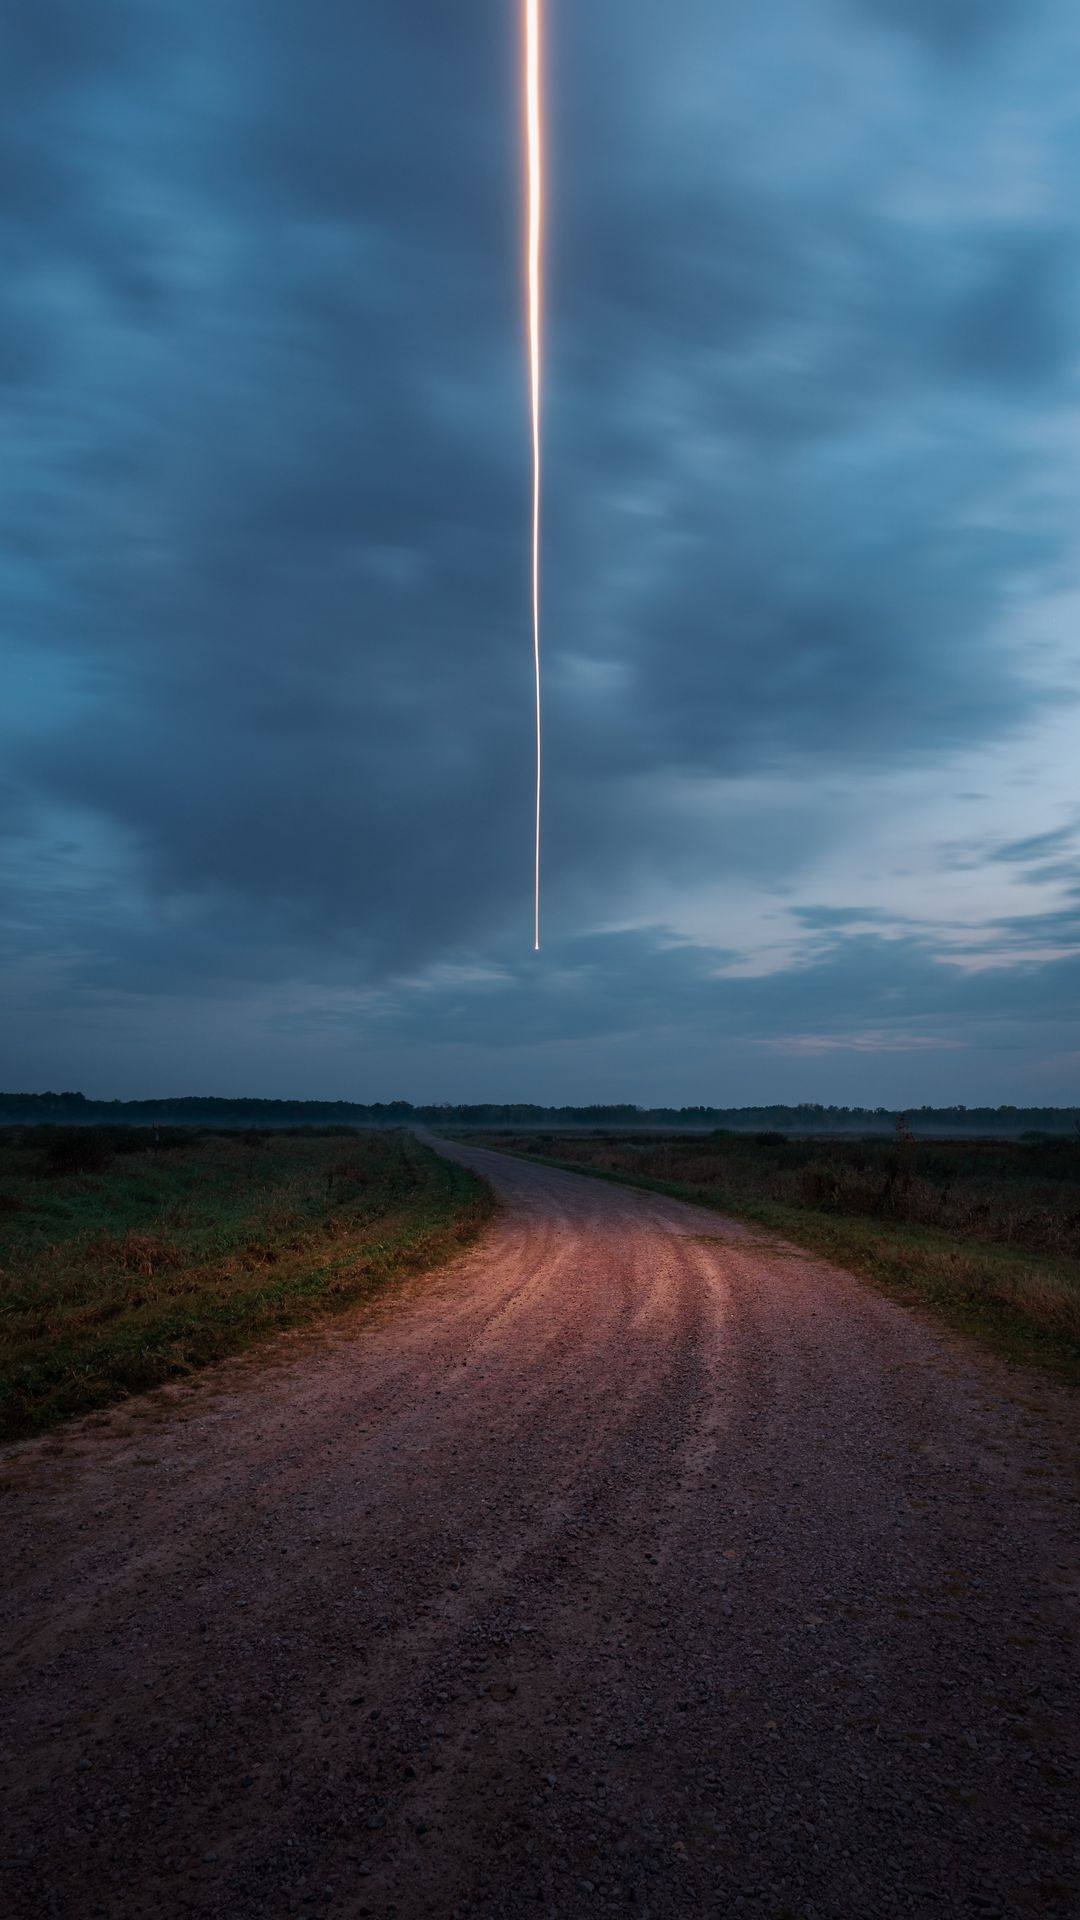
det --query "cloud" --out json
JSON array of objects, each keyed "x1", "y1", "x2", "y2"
[
  {"x1": 990, "y1": 823, "x2": 1078, "y2": 864},
  {"x1": 1, "y1": 0, "x2": 1079, "y2": 1096},
  {"x1": 949, "y1": 231, "x2": 1074, "y2": 389},
  {"x1": 850, "y1": 0, "x2": 1033, "y2": 58}
]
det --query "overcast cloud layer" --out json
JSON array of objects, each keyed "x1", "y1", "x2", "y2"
[{"x1": 2, "y1": 0, "x2": 1080, "y2": 1102}]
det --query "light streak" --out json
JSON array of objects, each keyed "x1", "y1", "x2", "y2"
[{"x1": 525, "y1": 0, "x2": 543, "y2": 950}]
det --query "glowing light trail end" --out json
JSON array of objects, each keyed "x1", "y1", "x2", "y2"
[{"x1": 526, "y1": 0, "x2": 543, "y2": 950}]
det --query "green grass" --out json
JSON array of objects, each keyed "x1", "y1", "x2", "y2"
[
  {"x1": 461, "y1": 1132, "x2": 1080, "y2": 1387},
  {"x1": 0, "y1": 1127, "x2": 493, "y2": 1440}
]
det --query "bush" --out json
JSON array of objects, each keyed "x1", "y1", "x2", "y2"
[{"x1": 38, "y1": 1129, "x2": 114, "y2": 1177}]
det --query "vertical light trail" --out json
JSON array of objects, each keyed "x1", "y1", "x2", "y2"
[{"x1": 525, "y1": 0, "x2": 543, "y2": 950}]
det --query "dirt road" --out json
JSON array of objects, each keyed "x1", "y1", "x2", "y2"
[{"x1": 2, "y1": 1138, "x2": 1077, "y2": 1919}]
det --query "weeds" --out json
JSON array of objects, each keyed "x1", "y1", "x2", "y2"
[
  {"x1": 470, "y1": 1129, "x2": 1080, "y2": 1382},
  {"x1": 504, "y1": 1127, "x2": 1080, "y2": 1260},
  {"x1": 0, "y1": 1127, "x2": 492, "y2": 1439}
]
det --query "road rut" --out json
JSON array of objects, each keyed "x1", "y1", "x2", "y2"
[{"x1": 2, "y1": 1137, "x2": 1077, "y2": 1918}]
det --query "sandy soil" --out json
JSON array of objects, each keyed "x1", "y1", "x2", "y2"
[{"x1": 2, "y1": 1136, "x2": 1077, "y2": 1919}]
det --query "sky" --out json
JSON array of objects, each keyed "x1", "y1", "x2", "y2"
[{"x1": 2, "y1": 0, "x2": 1080, "y2": 1106}]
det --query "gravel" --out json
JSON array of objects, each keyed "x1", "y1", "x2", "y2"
[{"x1": 1, "y1": 1134, "x2": 1077, "y2": 1918}]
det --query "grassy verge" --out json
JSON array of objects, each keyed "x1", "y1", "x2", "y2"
[
  {"x1": 460, "y1": 1134, "x2": 1080, "y2": 1388},
  {"x1": 0, "y1": 1127, "x2": 493, "y2": 1440}
]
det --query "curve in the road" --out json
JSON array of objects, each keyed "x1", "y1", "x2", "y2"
[{"x1": 2, "y1": 1136, "x2": 1077, "y2": 1919}]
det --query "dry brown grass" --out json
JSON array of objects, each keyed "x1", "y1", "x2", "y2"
[
  {"x1": 0, "y1": 1127, "x2": 492, "y2": 1438},
  {"x1": 472, "y1": 1129, "x2": 1080, "y2": 1379}
]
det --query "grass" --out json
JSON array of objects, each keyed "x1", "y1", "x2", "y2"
[
  {"x1": 461, "y1": 1130, "x2": 1080, "y2": 1387},
  {"x1": 0, "y1": 1126, "x2": 493, "y2": 1440}
]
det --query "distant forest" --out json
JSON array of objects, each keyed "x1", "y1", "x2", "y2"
[{"x1": 0, "y1": 1093, "x2": 1077, "y2": 1137}]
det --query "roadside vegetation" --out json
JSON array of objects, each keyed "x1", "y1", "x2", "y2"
[
  {"x1": 468, "y1": 1127, "x2": 1080, "y2": 1383},
  {"x1": 0, "y1": 1127, "x2": 491, "y2": 1440}
]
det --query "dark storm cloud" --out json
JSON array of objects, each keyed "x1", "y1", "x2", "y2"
[
  {"x1": 2, "y1": 0, "x2": 1079, "y2": 1096},
  {"x1": 949, "y1": 231, "x2": 1074, "y2": 389},
  {"x1": 851, "y1": 0, "x2": 1030, "y2": 57},
  {"x1": 264, "y1": 924, "x2": 1080, "y2": 1097},
  {"x1": 1, "y1": 2, "x2": 135, "y2": 81}
]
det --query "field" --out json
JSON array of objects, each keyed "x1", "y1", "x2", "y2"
[
  {"x1": 467, "y1": 1128, "x2": 1080, "y2": 1381},
  {"x1": 0, "y1": 1127, "x2": 491, "y2": 1439}
]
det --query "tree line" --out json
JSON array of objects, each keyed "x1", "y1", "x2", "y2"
[{"x1": 0, "y1": 1092, "x2": 1076, "y2": 1136}]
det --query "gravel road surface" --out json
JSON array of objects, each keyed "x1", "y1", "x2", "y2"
[{"x1": 2, "y1": 1136, "x2": 1077, "y2": 1919}]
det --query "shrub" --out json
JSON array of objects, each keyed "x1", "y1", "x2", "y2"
[{"x1": 38, "y1": 1129, "x2": 114, "y2": 1177}]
